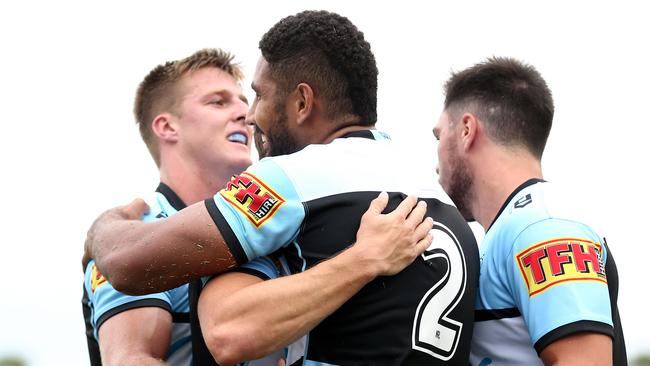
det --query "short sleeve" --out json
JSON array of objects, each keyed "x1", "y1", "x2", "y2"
[
  {"x1": 84, "y1": 260, "x2": 173, "y2": 339},
  {"x1": 205, "y1": 158, "x2": 305, "y2": 264},
  {"x1": 506, "y1": 218, "x2": 614, "y2": 350},
  {"x1": 201, "y1": 256, "x2": 282, "y2": 288}
]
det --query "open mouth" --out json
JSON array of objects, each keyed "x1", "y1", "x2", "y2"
[{"x1": 227, "y1": 132, "x2": 248, "y2": 145}]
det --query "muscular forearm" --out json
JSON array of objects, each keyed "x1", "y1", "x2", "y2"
[
  {"x1": 201, "y1": 244, "x2": 379, "y2": 365},
  {"x1": 87, "y1": 201, "x2": 237, "y2": 295}
]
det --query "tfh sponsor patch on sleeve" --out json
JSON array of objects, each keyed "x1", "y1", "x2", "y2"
[{"x1": 516, "y1": 237, "x2": 607, "y2": 296}]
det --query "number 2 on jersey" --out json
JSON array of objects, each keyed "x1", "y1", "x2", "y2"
[{"x1": 412, "y1": 222, "x2": 468, "y2": 360}]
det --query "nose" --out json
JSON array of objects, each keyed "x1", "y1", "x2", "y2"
[{"x1": 233, "y1": 99, "x2": 249, "y2": 125}]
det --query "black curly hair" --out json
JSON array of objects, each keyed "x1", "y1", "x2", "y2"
[{"x1": 259, "y1": 10, "x2": 378, "y2": 125}]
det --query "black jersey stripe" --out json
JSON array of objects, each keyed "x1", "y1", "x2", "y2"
[
  {"x1": 189, "y1": 279, "x2": 219, "y2": 365},
  {"x1": 282, "y1": 190, "x2": 479, "y2": 364},
  {"x1": 82, "y1": 285, "x2": 102, "y2": 366},
  {"x1": 204, "y1": 267, "x2": 273, "y2": 285},
  {"x1": 95, "y1": 299, "x2": 172, "y2": 330},
  {"x1": 602, "y1": 240, "x2": 628, "y2": 365},
  {"x1": 172, "y1": 311, "x2": 190, "y2": 323},
  {"x1": 204, "y1": 198, "x2": 248, "y2": 265},
  {"x1": 534, "y1": 320, "x2": 614, "y2": 355},
  {"x1": 475, "y1": 307, "x2": 521, "y2": 321},
  {"x1": 156, "y1": 182, "x2": 187, "y2": 211}
]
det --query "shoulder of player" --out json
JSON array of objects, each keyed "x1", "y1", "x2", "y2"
[
  {"x1": 493, "y1": 181, "x2": 598, "y2": 238},
  {"x1": 141, "y1": 191, "x2": 176, "y2": 222}
]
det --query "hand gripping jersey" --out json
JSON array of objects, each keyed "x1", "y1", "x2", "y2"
[
  {"x1": 82, "y1": 183, "x2": 192, "y2": 365},
  {"x1": 205, "y1": 130, "x2": 479, "y2": 365},
  {"x1": 469, "y1": 179, "x2": 626, "y2": 365}
]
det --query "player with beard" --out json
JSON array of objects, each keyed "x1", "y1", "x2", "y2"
[
  {"x1": 84, "y1": 10, "x2": 479, "y2": 365},
  {"x1": 82, "y1": 46, "x2": 430, "y2": 366},
  {"x1": 433, "y1": 57, "x2": 626, "y2": 365}
]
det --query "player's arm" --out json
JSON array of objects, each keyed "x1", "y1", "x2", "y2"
[
  {"x1": 198, "y1": 193, "x2": 434, "y2": 365},
  {"x1": 510, "y1": 220, "x2": 616, "y2": 366},
  {"x1": 540, "y1": 333, "x2": 612, "y2": 366},
  {"x1": 97, "y1": 307, "x2": 172, "y2": 366},
  {"x1": 84, "y1": 199, "x2": 235, "y2": 295}
]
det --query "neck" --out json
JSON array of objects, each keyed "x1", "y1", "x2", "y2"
[
  {"x1": 158, "y1": 155, "x2": 235, "y2": 206},
  {"x1": 470, "y1": 148, "x2": 543, "y2": 230},
  {"x1": 322, "y1": 124, "x2": 373, "y2": 144}
]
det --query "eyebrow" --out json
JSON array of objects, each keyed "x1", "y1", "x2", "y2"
[{"x1": 205, "y1": 90, "x2": 248, "y2": 105}]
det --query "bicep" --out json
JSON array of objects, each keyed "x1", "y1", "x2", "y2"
[
  {"x1": 98, "y1": 307, "x2": 172, "y2": 366},
  {"x1": 198, "y1": 271, "x2": 265, "y2": 327},
  {"x1": 540, "y1": 332, "x2": 612, "y2": 365}
]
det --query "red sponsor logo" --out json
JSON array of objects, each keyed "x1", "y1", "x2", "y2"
[
  {"x1": 516, "y1": 237, "x2": 606, "y2": 296},
  {"x1": 221, "y1": 172, "x2": 285, "y2": 227}
]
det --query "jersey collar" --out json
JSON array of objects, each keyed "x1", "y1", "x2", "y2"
[
  {"x1": 487, "y1": 178, "x2": 545, "y2": 232},
  {"x1": 340, "y1": 129, "x2": 376, "y2": 139},
  {"x1": 339, "y1": 129, "x2": 391, "y2": 140},
  {"x1": 156, "y1": 182, "x2": 187, "y2": 211}
]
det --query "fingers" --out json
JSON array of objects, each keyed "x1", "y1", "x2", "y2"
[
  {"x1": 365, "y1": 191, "x2": 389, "y2": 216},
  {"x1": 275, "y1": 358, "x2": 286, "y2": 366},
  {"x1": 392, "y1": 195, "x2": 418, "y2": 219},
  {"x1": 414, "y1": 217, "x2": 434, "y2": 242},
  {"x1": 122, "y1": 198, "x2": 150, "y2": 219},
  {"x1": 415, "y1": 232, "x2": 434, "y2": 256},
  {"x1": 405, "y1": 200, "x2": 428, "y2": 228}
]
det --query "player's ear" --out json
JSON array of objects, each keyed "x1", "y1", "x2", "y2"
[
  {"x1": 293, "y1": 83, "x2": 314, "y2": 126},
  {"x1": 460, "y1": 113, "x2": 479, "y2": 151},
  {"x1": 152, "y1": 113, "x2": 179, "y2": 143}
]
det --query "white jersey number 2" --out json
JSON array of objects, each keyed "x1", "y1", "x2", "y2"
[{"x1": 412, "y1": 222, "x2": 467, "y2": 360}]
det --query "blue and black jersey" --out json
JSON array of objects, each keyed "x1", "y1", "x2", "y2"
[
  {"x1": 82, "y1": 183, "x2": 192, "y2": 365},
  {"x1": 204, "y1": 130, "x2": 480, "y2": 365},
  {"x1": 469, "y1": 179, "x2": 626, "y2": 365}
]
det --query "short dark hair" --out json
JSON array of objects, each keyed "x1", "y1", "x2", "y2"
[
  {"x1": 134, "y1": 48, "x2": 244, "y2": 166},
  {"x1": 259, "y1": 10, "x2": 378, "y2": 125},
  {"x1": 443, "y1": 57, "x2": 554, "y2": 158}
]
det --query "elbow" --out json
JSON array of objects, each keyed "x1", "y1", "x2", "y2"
[
  {"x1": 95, "y1": 251, "x2": 141, "y2": 295},
  {"x1": 204, "y1": 324, "x2": 256, "y2": 366}
]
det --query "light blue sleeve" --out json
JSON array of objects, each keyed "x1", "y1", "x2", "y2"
[
  {"x1": 84, "y1": 260, "x2": 173, "y2": 340},
  {"x1": 210, "y1": 158, "x2": 305, "y2": 261},
  {"x1": 507, "y1": 218, "x2": 613, "y2": 344}
]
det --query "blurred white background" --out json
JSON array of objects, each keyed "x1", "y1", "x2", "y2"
[{"x1": 0, "y1": 0, "x2": 648, "y2": 364}]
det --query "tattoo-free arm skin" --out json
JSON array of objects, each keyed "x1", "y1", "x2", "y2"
[
  {"x1": 85, "y1": 199, "x2": 237, "y2": 295},
  {"x1": 540, "y1": 333, "x2": 612, "y2": 366},
  {"x1": 98, "y1": 307, "x2": 172, "y2": 366}
]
